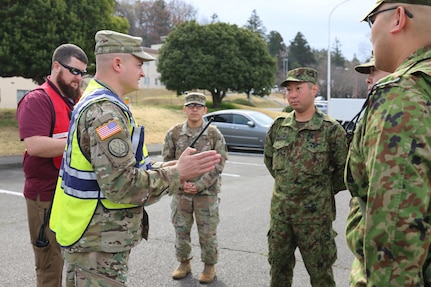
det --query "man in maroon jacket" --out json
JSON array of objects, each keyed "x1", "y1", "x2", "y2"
[{"x1": 17, "y1": 43, "x2": 88, "y2": 287}]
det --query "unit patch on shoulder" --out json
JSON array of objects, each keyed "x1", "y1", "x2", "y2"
[
  {"x1": 96, "y1": 120, "x2": 122, "y2": 140},
  {"x1": 108, "y1": 138, "x2": 129, "y2": 157}
]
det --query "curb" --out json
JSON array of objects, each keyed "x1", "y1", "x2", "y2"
[
  {"x1": 0, "y1": 144, "x2": 163, "y2": 170},
  {"x1": 0, "y1": 155, "x2": 22, "y2": 170}
]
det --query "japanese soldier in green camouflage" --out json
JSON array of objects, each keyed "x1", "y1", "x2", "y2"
[
  {"x1": 264, "y1": 67, "x2": 348, "y2": 287},
  {"x1": 345, "y1": 0, "x2": 431, "y2": 286},
  {"x1": 345, "y1": 54, "x2": 390, "y2": 287}
]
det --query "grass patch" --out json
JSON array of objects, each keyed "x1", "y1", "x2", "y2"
[
  {"x1": 0, "y1": 127, "x2": 24, "y2": 156},
  {"x1": 0, "y1": 109, "x2": 18, "y2": 127},
  {"x1": 229, "y1": 98, "x2": 256, "y2": 107}
]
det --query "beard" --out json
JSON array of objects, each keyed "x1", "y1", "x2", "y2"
[{"x1": 57, "y1": 70, "x2": 81, "y2": 101}]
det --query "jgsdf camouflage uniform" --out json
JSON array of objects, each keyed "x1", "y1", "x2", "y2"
[
  {"x1": 264, "y1": 104, "x2": 347, "y2": 286},
  {"x1": 344, "y1": 54, "x2": 382, "y2": 287},
  {"x1": 162, "y1": 118, "x2": 228, "y2": 265},
  {"x1": 345, "y1": 46, "x2": 431, "y2": 286}
]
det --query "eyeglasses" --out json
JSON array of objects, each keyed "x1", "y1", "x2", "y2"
[
  {"x1": 185, "y1": 103, "x2": 205, "y2": 109},
  {"x1": 58, "y1": 61, "x2": 87, "y2": 77},
  {"x1": 367, "y1": 6, "x2": 413, "y2": 28}
]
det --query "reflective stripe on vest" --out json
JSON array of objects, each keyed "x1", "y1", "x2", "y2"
[
  {"x1": 60, "y1": 89, "x2": 150, "y2": 200},
  {"x1": 50, "y1": 82, "x2": 151, "y2": 247}
]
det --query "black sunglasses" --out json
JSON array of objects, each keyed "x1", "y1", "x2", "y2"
[
  {"x1": 185, "y1": 103, "x2": 205, "y2": 109},
  {"x1": 367, "y1": 6, "x2": 413, "y2": 28},
  {"x1": 58, "y1": 61, "x2": 86, "y2": 77}
]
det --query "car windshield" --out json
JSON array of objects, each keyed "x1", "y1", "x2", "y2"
[
  {"x1": 250, "y1": 112, "x2": 274, "y2": 126},
  {"x1": 315, "y1": 102, "x2": 328, "y2": 114}
]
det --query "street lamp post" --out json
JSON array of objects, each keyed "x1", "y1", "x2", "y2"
[
  {"x1": 327, "y1": 0, "x2": 352, "y2": 114},
  {"x1": 283, "y1": 57, "x2": 289, "y2": 80}
]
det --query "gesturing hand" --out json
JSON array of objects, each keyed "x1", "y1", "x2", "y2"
[{"x1": 176, "y1": 147, "x2": 221, "y2": 181}]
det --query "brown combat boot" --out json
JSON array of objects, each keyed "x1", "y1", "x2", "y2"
[
  {"x1": 198, "y1": 264, "x2": 216, "y2": 284},
  {"x1": 172, "y1": 259, "x2": 191, "y2": 280}
]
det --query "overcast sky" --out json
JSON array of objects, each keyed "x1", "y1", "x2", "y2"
[{"x1": 184, "y1": 0, "x2": 376, "y2": 62}]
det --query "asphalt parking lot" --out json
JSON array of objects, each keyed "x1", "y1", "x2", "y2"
[{"x1": 0, "y1": 152, "x2": 354, "y2": 286}]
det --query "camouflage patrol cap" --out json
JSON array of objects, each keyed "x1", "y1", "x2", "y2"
[
  {"x1": 355, "y1": 55, "x2": 375, "y2": 74},
  {"x1": 184, "y1": 92, "x2": 206, "y2": 106},
  {"x1": 360, "y1": 0, "x2": 431, "y2": 21},
  {"x1": 95, "y1": 30, "x2": 155, "y2": 62},
  {"x1": 280, "y1": 67, "x2": 318, "y2": 87}
]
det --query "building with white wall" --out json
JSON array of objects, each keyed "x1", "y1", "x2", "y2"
[
  {"x1": 0, "y1": 77, "x2": 37, "y2": 109},
  {"x1": 0, "y1": 44, "x2": 165, "y2": 109},
  {"x1": 139, "y1": 45, "x2": 165, "y2": 90}
]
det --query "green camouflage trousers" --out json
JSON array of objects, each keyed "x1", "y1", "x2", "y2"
[
  {"x1": 349, "y1": 258, "x2": 366, "y2": 287},
  {"x1": 63, "y1": 250, "x2": 130, "y2": 287},
  {"x1": 170, "y1": 193, "x2": 220, "y2": 264},
  {"x1": 346, "y1": 198, "x2": 431, "y2": 287},
  {"x1": 267, "y1": 218, "x2": 337, "y2": 287},
  {"x1": 345, "y1": 197, "x2": 366, "y2": 287}
]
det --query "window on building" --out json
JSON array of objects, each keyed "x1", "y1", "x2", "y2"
[
  {"x1": 17, "y1": 90, "x2": 30, "y2": 103},
  {"x1": 143, "y1": 78, "x2": 150, "y2": 86}
]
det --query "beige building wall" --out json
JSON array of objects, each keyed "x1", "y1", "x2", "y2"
[
  {"x1": 0, "y1": 77, "x2": 38, "y2": 109},
  {"x1": 1, "y1": 44, "x2": 165, "y2": 109},
  {"x1": 139, "y1": 45, "x2": 165, "y2": 90}
]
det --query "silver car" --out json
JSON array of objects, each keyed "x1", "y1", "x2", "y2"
[{"x1": 203, "y1": 109, "x2": 274, "y2": 150}]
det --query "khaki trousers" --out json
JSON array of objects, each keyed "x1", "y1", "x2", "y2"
[{"x1": 26, "y1": 197, "x2": 63, "y2": 287}]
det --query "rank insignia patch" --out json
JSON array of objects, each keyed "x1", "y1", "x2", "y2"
[{"x1": 96, "y1": 120, "x2": 122, "y2": 140}]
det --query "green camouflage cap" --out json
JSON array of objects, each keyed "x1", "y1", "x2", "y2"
[
  {"x1": 95, "y1": 30, "x2": 155, "y2": 62},
  {"x1": 355, "y1": 54, "x2": 375, "y2": 74},
  {"x1": 280, "y1": 67, "x2": 318, "y2": 87},
  {"x1": 184, "y1": 92, "x2": 206, "y2": 106},
  {"x1": 360, "y1": 0, "x2": 431, "y2": 21}
]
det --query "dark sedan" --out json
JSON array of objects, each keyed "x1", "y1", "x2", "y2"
[{"x1": 203, "y1": 109, "x2": 274, "y2": 150}]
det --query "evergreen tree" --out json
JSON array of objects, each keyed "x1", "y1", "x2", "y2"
[
  {"x1": 158, "y1": 21, "x2": 275, "y2": 107},
  {"x1": 244, "y1": 9, "x2": 266, "y2": 39},
  {"x1": 287, "y1": 32, "x2": 316, "y2": 69},
  {"x1": 267, "y1": 31, "x2": 287, "y2": 84},
  {"x1": 0, "y1": 0, "x2": 128, "y2": 84},
  {"x1": 331, "y1": 38, "x2": 346, "y2": 68}
]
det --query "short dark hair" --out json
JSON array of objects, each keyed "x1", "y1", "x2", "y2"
[{"x1": 52, "y1": 44, "x2": 88, "y2": 66}]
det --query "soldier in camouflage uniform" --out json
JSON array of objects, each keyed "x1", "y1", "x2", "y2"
[
  {"x1": 162, "y1": 92, "x2": 228, "y2": 284},
  {"x1": 345, "y1": 1, "x2": 431, "y2": 286},
  {"x1": 264, "y1": 67, "x2": 348, "y2": 287},
  {"x1": 49, "y1": 31, "x2": 221, "y2": 286},
  {"x1": 345, "y1": 55, "x2": 390, "y2": 287}
]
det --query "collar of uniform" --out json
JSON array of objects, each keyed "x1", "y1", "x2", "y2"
[
  {"x1": 181, "y1": 120, "x2": 207, "y2": 136},
  {"x1": 391, "y1": 45, "x2": 431, "y2": 81},
  {"x1": 280, "y1": 109, "x2": 324, "y2": 130}
]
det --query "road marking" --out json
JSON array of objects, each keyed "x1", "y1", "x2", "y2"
[
  {"x1": 227, "y1": 160, "x2": 266, "y2": 167},
  {"x1": 222, "y1": 173, "x2": 240, "y2": 177},
  {"x1": 0, "y1": 189, "x2": 23, "y2": 197}
]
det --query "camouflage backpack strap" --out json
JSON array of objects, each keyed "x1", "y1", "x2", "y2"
[
  {"x1": 171, "y1": 123, "x2": 184, "y2": 152},
  {"x1": 172, "y1": 122, "x2": 217, "y2": 149},
  {"x1": 207, "y1": 124, "x2": 219, "y2": 149}
]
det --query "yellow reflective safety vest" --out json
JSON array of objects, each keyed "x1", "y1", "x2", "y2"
[{"x1": 50, "y1": 80, "x2": 151, "y2": 247}]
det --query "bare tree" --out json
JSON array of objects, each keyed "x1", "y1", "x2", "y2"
[
  {"x1": 167, "y1": 0, "x2": 197, "y2": 26},
  {"x1": 116, "y1": 0, "x2": 197, "y2": 46}
]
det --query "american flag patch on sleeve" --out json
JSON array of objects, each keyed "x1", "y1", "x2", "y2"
[{"x1": 96, "y1": 120, "x2": 122, "y2": 140}]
